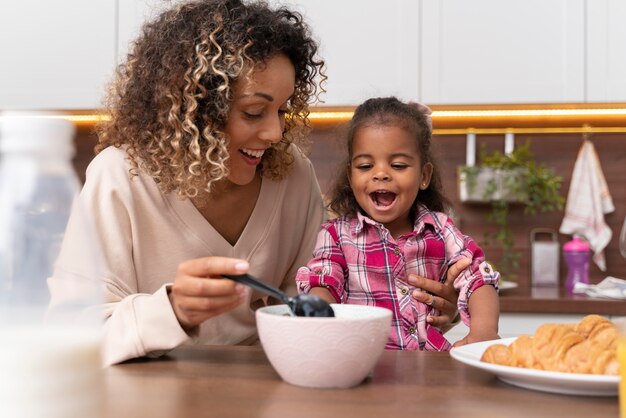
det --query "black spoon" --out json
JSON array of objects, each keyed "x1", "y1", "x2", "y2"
[{"x1": 222, "y1": 273, "x2": 334, "y2": 317}]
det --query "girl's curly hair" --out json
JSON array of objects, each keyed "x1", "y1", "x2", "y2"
[
  {"x1": 328, "y1": 97, "x2": 450, "y2": 219},
  {"x1": 96, "y1": 0, "x2": 325, "y2": 198}
]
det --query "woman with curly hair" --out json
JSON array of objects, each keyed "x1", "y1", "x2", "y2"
[{"x1": 49, "y1": 0, "x2": 461, "y2": 365}]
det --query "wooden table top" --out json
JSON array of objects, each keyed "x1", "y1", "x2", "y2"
[
  {"x1": 103, "y1": 345, "x2": 619, "y2": 418},
  {"x1": 500, "y1": 284, "x2": 626, "y2": 315}
]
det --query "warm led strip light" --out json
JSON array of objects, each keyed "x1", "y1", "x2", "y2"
[
  {"x1": 307, "y1": 108, "x2": 626, "y2": 134},
  {"x1": 0, "y1": 113, "x2": 110, "y2": 124},
  {"x1": 2, "y1": 107, "x2": 626, "y2": 130},
  {"x1": 434, "y1": 108, "x2": 626, "y2": 118},
  {"x1": 308, "y1": 111, "x2": 354, "y2": 121},
  {"x1": 433, "y1": 126, "x2": 626, "y2": 135},
  {"x1": 308, "y1": 107, "x2": 626, "y2": 121},
  {"x1": 64, "y1": 114, "x2": 111, "y2": 123}
]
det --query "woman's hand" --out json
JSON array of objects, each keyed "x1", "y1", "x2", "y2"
[
  {"x1": 407, "y1": 257, "x2": 471, "y2": 333},
  {"x1": 168, "y1": 257, "x2": 249, "y2": 331}
]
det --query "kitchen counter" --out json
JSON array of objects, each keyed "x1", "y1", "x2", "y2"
[
  {"x1": 500, "y1": 284, "x2": 626, "y2": 316},
  {"x1": 103, "y1": 345, "x2": 618, "y2": 418}
]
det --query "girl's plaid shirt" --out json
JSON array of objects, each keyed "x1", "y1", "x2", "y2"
[{"x1": 296, "y1": 204, "x2": 499, "y2": 351}]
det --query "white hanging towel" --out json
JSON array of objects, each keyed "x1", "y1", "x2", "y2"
[{"x1": 559, "y1": 140, "x2": 615, "y2": 271}]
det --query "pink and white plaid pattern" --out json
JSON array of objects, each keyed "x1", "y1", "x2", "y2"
[{"x1": 296, "y1": 205, "x2": 499, "y2": 352}]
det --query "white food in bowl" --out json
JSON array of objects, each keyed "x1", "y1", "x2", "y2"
[{"x1": 256, "y1": 304, "x2": 392, "y2": 389}]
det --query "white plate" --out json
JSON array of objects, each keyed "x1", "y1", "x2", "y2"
[
  {"x1": 450, "y1": 338, "x2": 619, "y2": 396},
  {"x1": 498, "y1": 281, "x2": 518, "y2": 291}
]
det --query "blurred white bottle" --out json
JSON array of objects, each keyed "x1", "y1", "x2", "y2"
[{"x1": 0, "y1": 112, "x2": 103, "y2": 418}]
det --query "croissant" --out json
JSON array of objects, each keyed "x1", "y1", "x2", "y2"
[{"x1": 480, "y1": 314, "x2": 619, "y2": 375}]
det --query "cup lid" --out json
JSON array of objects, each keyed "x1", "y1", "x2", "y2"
[{"x1": 563, "y1": 235, "x2": 590, "y2": 251}]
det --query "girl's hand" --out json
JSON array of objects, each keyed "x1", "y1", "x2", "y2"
[
  {"x1": 452, "y1": 330, "x2": 500, "y2": 348},
  {"x1": 168, "y1": 257, "x2": 249, "y2": 331},
  {"x1": 408, "y1": 257, "x2": 472, "y2": 333}
]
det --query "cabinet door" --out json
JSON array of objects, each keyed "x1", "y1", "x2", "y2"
[
  {"x1": 272, "y1": 0, "x2": 420, "y2": 106},
  {"x1": 586, "y1": 0, "x2": 626, "y2": 102},
  {"x1": 117, "y1": 0, "x2": 177, "y2": 63},
  {"x1": 0, "y1": 0, "x2": 116, "y2": 110},
  {"x1": 119, "y1": 0, "x2": 420, "y2": 106},
  {"x1": 445, "y1": 313, "x2": 584, "y2": 342},
  {"x1": 421, "y1": 0, "x2": 585, "y2": 104}
]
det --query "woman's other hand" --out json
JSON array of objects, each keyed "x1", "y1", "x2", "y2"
[
  {"x1": 169, "y1": 257, "x2": 249, "y2": 331},
  {"x1": 408, "y1": 257, "x2": 471, "y2": 333}
]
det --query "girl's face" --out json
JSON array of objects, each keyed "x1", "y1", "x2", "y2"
[
  {"x1": 349, "y1": 125, "x2": 433, "y2": 238},
  {"x1": 223, "y1": 53, "x2": 296, "y2": 186}
]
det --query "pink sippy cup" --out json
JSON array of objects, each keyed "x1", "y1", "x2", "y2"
[{"x1": 563, "y1": 235, "x2": 590, "y2": 293}]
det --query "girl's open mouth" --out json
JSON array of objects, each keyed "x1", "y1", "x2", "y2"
[{"x1": 370, "y1": 191, "x2": 397, "y2": 208}]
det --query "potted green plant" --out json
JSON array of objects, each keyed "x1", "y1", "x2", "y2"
[{"x1": 458, "y1": 142, "x2": 565, "y2": 279}]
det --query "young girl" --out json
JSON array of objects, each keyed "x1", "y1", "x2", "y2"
[{"x1": 296, "y1": 97, "x2": 500, "y2": 351}]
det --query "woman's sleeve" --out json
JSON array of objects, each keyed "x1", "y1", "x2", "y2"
[{"x1": 47, "y1": 152, "x2": 190, "y2": 366}]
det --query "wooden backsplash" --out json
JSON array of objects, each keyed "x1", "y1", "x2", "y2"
[
  {"x1": 72, "y1": 122, "x2": 626, "y2": 286},
  {"x1": 310, "y1": 125, "x2": 626, "y2": 285}
]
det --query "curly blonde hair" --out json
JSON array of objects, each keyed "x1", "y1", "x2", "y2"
[{"x1": 96, "y1": 0, "x2": 325, "y2": 198}]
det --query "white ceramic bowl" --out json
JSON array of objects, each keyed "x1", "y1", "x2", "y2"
[{"x1": 256, "y1": 304, "x2": 392, "y2": 389}]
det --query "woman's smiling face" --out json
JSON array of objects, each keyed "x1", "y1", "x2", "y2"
[
  {"x1": 223, "y1": 53, "x2": 295, "y2": 186},
  {"x1": 349, "y1": 124, "x2": 433, "y2": 237}
]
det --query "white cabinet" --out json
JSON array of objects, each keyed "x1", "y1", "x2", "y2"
[
  {"x1": 3, "y1": 0, "x2": 626, "y2": 110},
  {"x1": 445, "y1": 313, "x2": 585, "y2": 343},
  {"x1": 447, "y1": 312, "x2": 624, "y2": 344},
  {"x1": 117, "y1": 0, "x2": 178, "y2": 64},
  {"x1": 271, "y1": 0, "x2": 420, "y2": 106},
  {"x1": 0, "y1": 0, "x2": 117, "y2": 110},
  {"x1": 118, "y1": 0, "x2": 421, "y2": 107},
  {"x1": 586, "y1": 0, "x2": 626, "y2": 102},
  {"x1": 420, "y1": 0, "x2": 585, "y2": 104}
]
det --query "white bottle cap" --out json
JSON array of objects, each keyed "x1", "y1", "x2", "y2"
[{"x1": 0, "y1": 111, "x2": 76, "y2": 159}]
